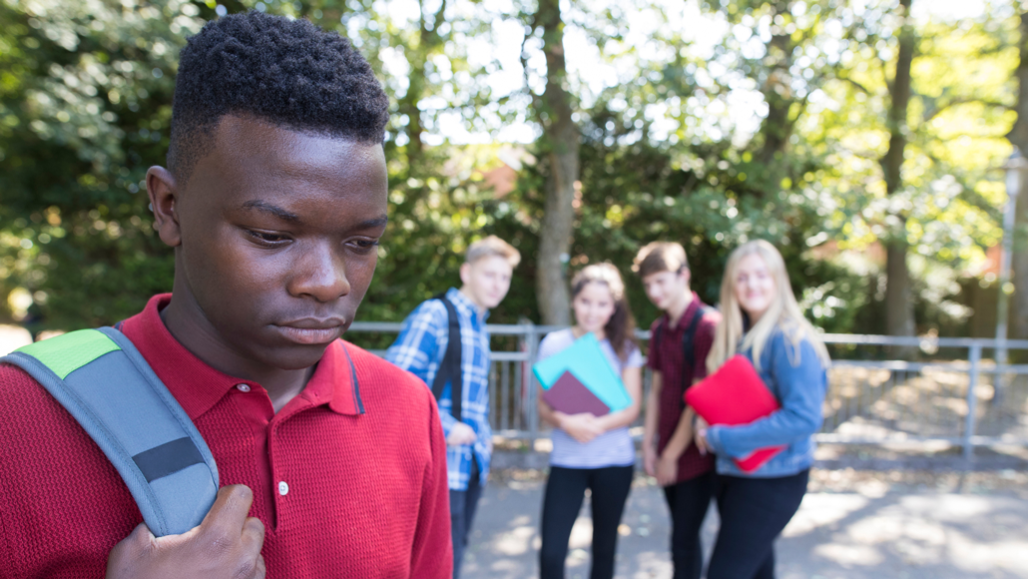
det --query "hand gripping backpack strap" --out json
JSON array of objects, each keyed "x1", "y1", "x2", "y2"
[
  {"x1": 1, "y1": 327, "x2": 219, "y2": 537},
  {"x1": 429, "y1": 294, "x2": 463, "y2": 422}
]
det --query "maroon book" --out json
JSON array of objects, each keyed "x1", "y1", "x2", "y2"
[{"x1": 542, "y1": 370, "x2": 611, "y2": 416}]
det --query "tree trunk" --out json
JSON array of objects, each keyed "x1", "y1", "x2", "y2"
[
  {"x1": 533, "y1": 0, "x2": 578, "y2": 325},
  {"x1": 758, "y1": 30, "x2": 796, "y2": 165},
  {"x1": 882, "y1": 0, "x2": 916, "y2": 346},
  {"x1": 1009, "y1": 10, "x2": 1028, "y2": 342},
  {"x1": 397, "y1": 0, "x2": 447, "y2": 170}
]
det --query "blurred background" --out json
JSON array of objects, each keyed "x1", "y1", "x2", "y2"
[{"x1": 0, "y1": 0, "x2": 1020, "y2": 345}]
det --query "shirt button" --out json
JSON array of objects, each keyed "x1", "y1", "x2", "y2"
[
  {"x1": 236, "y1": 384, "x2": 251, "y2": 392},
  {"x1": 278, "y1": 481, "x2": 289, "y2": 496}
]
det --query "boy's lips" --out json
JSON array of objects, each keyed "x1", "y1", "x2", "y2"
[{"x1": 273, "y1": 318, "x2": 346, "y2": 345}]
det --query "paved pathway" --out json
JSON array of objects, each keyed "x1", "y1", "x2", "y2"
[{"x1": 462, "y1": 474, "x2": 1028, "y2": 579}]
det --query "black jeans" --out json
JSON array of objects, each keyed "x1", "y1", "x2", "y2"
[
  {"x1": 450, "y1": 459, "x2": 483, "y2": 579},
  {"x1": 662, "y1": 470, "x2": 715, "y2": 579},
  {"x1": 706, "y1": 469, "x2": 809, "y2": 579},
  {"x1": 539, "y1": 464, "x2": 634, "y2": 579}
]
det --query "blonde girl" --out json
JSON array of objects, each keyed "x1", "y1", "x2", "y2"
[{"x1": 695, "y1": 240, "x2": 830, "y2": 579}]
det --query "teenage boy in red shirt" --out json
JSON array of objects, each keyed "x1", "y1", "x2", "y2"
[
  {"x1": 0, "y1": 12, "x2": 450, "y2": 579},
  {"x1": 635, "y1": 242, "x2": 721, "y2": 579}
]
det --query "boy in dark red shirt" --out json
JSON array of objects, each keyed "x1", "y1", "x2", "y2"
[
  {"x1": 0, "y1": 12, "x2": 451, "y2": 579},
  {"x1": 635, "y1": 242, "x2": 721, "y2": 579}
]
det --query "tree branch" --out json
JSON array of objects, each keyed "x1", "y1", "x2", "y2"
[
  {"x1": 519, "y1": 12, "x2": 543, "y2": 124},
  {"x1": 836, "y1": 74, "x2": 873, "y2": 96},
  {"x1": 922, "y1": 97, "x2": 1012, "y2": 123}
]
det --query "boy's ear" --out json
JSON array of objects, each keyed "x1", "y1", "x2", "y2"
[
  {"x1": 146, "y1": 166, "x2": 182, "y2": 248},
  {"x1": 459, "y1": 262, "x2": 471, "y2": 286}
]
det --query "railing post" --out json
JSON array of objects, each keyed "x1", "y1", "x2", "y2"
[
  {"x1": 524, "y1": 321, "x2": 541, "y2": 438},
  {"x1": 963, "y1": 343, "x2": 982, "y2": 463}
]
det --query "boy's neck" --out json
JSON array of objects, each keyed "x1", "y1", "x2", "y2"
[
  {"x1": 457, "y1": 286, "x2": 488, "y2": 316},
  {"x1": 666, "y1": 290, "x2": 694, "y2": 327}
]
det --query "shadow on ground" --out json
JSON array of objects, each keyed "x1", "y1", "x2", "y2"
[{"x1": 463, "y1": 472, "x2": 1028, "y2": 579}]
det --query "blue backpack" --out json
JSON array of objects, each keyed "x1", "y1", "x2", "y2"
[{"x1": 1, "y1": 327, "x2": 218, "y2": 537}]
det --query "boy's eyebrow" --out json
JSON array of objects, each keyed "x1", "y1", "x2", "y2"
[
  {"x1": 242, "y1": 202, "x2": 388, "y2": 230},
  {"x1": 241, "y1": 200, "x2": 301, "y2": 222},
  {"x1": 359, "y1": 215, "x2": 389, "y2": 229}
]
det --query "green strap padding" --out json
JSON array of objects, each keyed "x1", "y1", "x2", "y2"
[{"x1": 15, "y1": 329, "x2": 121, "y2": 379}]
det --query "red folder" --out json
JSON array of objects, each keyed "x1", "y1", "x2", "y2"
[
  {"x1": 685, "y1": 355, "x2": 786, "y2": 473},
  {"x1": 541, "y1": 370, "x2": 611, "y2": 416}
]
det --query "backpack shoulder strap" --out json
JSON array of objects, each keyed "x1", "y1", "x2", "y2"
[
  {"x1": 681, "y1": 305, "x2": 714, "y2": 362},
  {"x1": 680, "y1": 305, "x2": 715, "y2": 392},
  {"x1": 429, "y1": 294, "x2": 463, "y2": 421},
  {"x1": 1, "y1": 327, "x2": 218, "y2": 537}
]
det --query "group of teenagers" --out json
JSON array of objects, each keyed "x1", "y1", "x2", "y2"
[
  {"x1": 0, "y1": 10, "x2": 827, "y2": 579},
  {"x1": 388, "y1": 236, "x2": 829, "y2": 579}
]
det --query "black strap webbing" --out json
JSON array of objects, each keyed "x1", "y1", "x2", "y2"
[
  {"x1": 679, "y1": 305, "x2": 711, "y2": 387},
  {"x1": 653, "y1": 304, "x2": 713, "y2": 408},
  {"x1": 430, "y1": 294, "x2": 463, "y2": 421}
]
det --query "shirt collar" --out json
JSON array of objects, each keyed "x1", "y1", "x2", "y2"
[
  {"x1": 119, "y1": 294, "x2": 363, "y2": 420},
  {"x1": 446, "y1": 287, "x2": 489, "y2": 323},
  {"x1": 663, "y1": 292, "x2": 703, "y2": 332}
]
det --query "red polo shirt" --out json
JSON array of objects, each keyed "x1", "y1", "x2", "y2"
[
  {"x1": 0, "y1": 294, "x2": 452, "y2": 578},
  {"x1": 647, "y1": 294, "x2": 720, "y2": 483}
]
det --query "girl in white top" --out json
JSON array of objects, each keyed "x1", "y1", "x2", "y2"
[{"x1": 536, "y1": 263, "x2": 644, "y2": 579}]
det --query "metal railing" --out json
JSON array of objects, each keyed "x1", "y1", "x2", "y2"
[{"x1": 347, "y1": 322, "x2": 1028, "y2": 459}]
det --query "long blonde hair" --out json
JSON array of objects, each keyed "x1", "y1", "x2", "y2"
[{"x1": 706, "y1": 240, "x2": 830, "y2": 373}]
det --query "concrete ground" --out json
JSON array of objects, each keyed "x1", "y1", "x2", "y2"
[{"x1": 461, "y1": 468, "x2": 1028, "y2": 579}]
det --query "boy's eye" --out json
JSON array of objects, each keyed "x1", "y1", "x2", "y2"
[
  {"x1": 349, "y1": 238, "x2": 380, "y2": 254},
  {"x1": 247, "y1": 230, "x2": 289, "y2": 245}
]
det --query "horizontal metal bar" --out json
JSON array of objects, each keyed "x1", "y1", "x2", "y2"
[
  {"x1": 351, "y1": 321, "x2": 1028, "y2": 350},
  {"x1": 363, "y1": 346, "x2": 1028, "y2": 376},
  {"x1": 490, "y1": 351, "x2": 531, "y2": 362},
  {"x1": 968, "y1": 435, "x2": 1028, "y2": 445},
  {"x1": 348, "y1": 321, "x2": 566, "y2": 335},
  {"x1": 492, "y1": 433, "x2": 1028, "y2": 447},
  {"x1": 492, "y1": 429, "x2": 543, "y2": 440},
  {"x1": 348, "y1": 322, "x2": 404, "y2": 332},
  {"x1": 829, "y1": 359, "x2": 1028, "y2": 375},
  {"x1": 814, "y1": 434, "x2": 964, "y2": 445},
  {"x1": 820, "y1": 333, "x2": 1028, "y2": 349}
]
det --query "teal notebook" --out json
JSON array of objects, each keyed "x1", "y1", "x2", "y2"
[{"x1": 533, "y1": 332, "x2": 632, "y2": 412}]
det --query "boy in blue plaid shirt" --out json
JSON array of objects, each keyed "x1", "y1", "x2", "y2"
[{"x1": 386, "y1": 236, "x2": 520, "y2": 578}]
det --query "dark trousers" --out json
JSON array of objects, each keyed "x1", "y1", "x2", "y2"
[
  {"x1": 662, "y1": 470, "x2": 715, "y2": 579},
  {"x1": 450, "y1": 460, "x2": 483, "y2": 579},
  {"x1": 539, "y1": 464, "x2": 634, "y2": 579},
  {"x1": 706, "y1": 470, "x2": 809, "y2": 579}
]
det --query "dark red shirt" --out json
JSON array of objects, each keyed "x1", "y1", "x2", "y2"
[
  {"x1": 647, "y1": 294, "x2": 720, "y2": 483},
  {"x1": 0, "y1": 294, "x2": 452, "y2": 578}
]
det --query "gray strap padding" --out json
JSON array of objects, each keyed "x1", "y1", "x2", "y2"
[{"x1": 1, "y1": 327, "x2": 218, "y2": 537}]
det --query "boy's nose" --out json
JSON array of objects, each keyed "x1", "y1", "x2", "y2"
[{"x1": 288, "y1": 243, "x2": 351, "y2": 302}]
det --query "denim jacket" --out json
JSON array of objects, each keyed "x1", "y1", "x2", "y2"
[{"x1": 705, "y1": 327, "x2": 827, "y2": 478}]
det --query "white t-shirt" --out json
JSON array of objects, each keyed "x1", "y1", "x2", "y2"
[{"x1": 537, "y1": 329, "x2": 644, "y2": 468}]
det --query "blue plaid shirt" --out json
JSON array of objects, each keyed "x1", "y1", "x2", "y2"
[{"x1": 385, "y1": 288, "x2": 491, "y2": 490}]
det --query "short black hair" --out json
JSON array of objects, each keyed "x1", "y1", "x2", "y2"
[{"x1": 168, "y1": 11, "x2": 389, "y2": 184}]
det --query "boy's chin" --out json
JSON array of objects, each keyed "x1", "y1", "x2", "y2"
[{"x1": 261, "y1": 343, "x2": 335, "y2": 371}]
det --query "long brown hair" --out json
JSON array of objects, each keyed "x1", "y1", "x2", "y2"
[{"x1": 570, "y1": 263, "x2": 638, "y2": 362}]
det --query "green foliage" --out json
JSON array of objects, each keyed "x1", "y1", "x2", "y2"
[
  {"x1": 0, "y1": 0, "x2": 1020, "y2": 340},
  {"x1": 0, "y1": 0, "x2": 216, "y2": 328}
]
